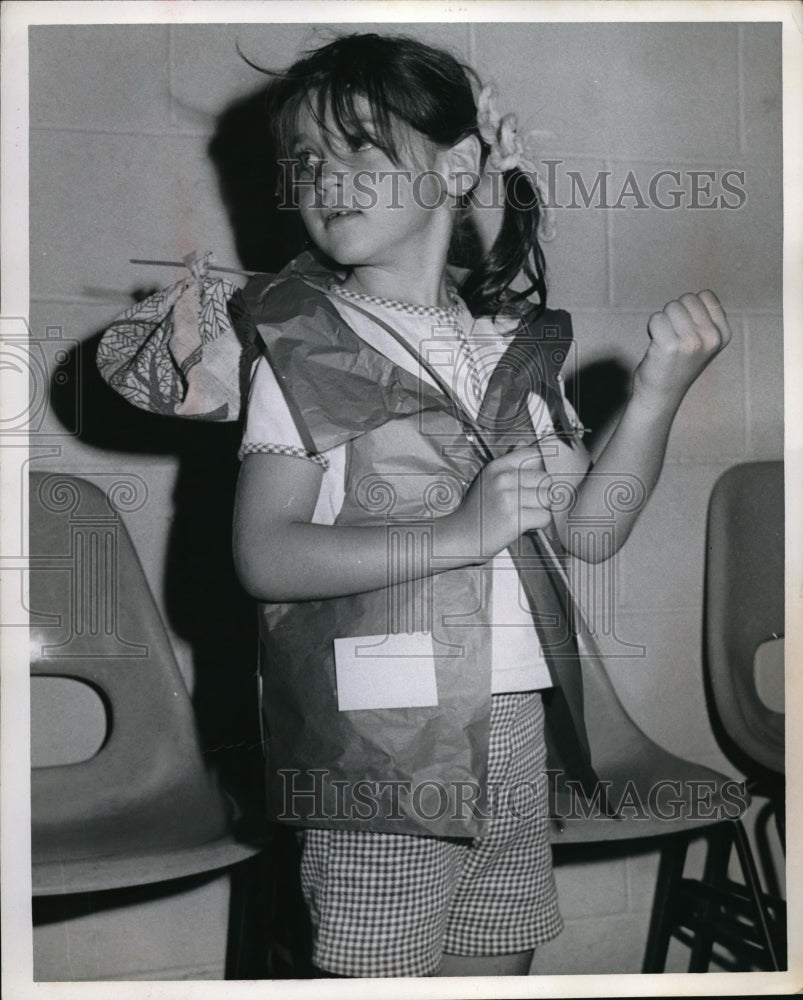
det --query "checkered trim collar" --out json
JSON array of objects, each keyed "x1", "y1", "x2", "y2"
[
  {"x1": 238, "y1": 441, "x2": 330, "y2": 470},
  {"x1": 328, "y1": 278, "x2": 462, "y2": 322}
]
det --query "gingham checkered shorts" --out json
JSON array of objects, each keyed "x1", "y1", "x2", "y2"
[{"x1": 297, "y1": 692, "x2": 562, "y2": 977}]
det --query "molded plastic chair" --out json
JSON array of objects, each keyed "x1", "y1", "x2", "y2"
[
  {"x1": 548, "y1": 465, "x2": 785, "y2": 971},
  {"x1": 29, "y1": 472, "x2": 268, "y2": 978},
  {"x1": 704, "y1": 462, "x2": 784, "y2": 800},
  {"x1": 639, "y1": 461, "x2": 785, "y2": 971}
]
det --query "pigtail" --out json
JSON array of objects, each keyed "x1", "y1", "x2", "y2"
[{"x1": 460, "y1": 167, "x2": 547, "y2": 318}]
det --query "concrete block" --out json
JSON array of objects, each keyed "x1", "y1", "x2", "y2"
[
  {"x1": 543, "y1": 158, "x2": 610, "y2": 309},
  {"x1": 740, "y1": 24, "x2": 782, "y2": 161},
  {"x1": 608, "y1": 161, "x2": 781, "y2": 313},
  {"x1": 664, "y1": 315, "x2": 747, "y2": 461},
  {"x1": 30, "y1": 129, "x2": 238, "y2": 300},
  {"x1": 169, "y1": 22, "x2": 471, "y2": 122},
  {"x1": 472, "y1": 23, "x2": 740, "y2": 161},
  {"x1": 530, "y1": 911, "x2": 650, "y2": 975},
  {"x1": 567, "y1": 307, "x2": 746, "y2": 461},
  {"x1": 170, "y1": 23, "x2": 315, "y2": 123},
  {"x1": 744, "y1": 313, "x2": 784, "y2": 458},
  {"x1": 552, "y1": 854, "x2": 628, "y2": 919},
  {"x1": 567, "y1": 307, "x2": 638, "y2": 357},
  {"x1": 615, "y1": 462, "x2": 730, "y2": 613},
  {"x1": 30, "y1": 25, "x2": 171, "y2": 132},
  {"x1": 625, "y1": 845, "x2": 662, "y2": 913},
  {"x1": 33, "y1": 874, "x2": 229, "y2": 981}
]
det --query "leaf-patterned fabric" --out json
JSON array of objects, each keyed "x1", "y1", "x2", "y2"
[{"x1": 96, "y1": 251, "x2": 259, "y2": 421}]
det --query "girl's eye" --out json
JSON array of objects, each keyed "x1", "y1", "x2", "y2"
[
  {"x1": 326, "y1": 134, "x2": 374, "y2": 158},
  {"x1": 294, "y1": 150, "x2": 322, "y2": 179}
]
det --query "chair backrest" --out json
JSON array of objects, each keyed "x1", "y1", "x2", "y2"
[
  {"x1": 704, "y1": 461, "x2": 784, "y2": 775},
  {"x1": 29, "y1": 472, "x2": 232, "y2": 877},
  {"x1": 550, "y1": 619, "x2": 743, "y2": 844}
]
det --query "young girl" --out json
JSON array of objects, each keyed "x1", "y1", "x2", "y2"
[{"x1": 101, "y1": 32, "x2": 730, "y2": 980}]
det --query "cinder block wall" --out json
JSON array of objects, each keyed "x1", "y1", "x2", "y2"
[{"x1": 29, "y1": 21, "x2": 782, "y2": 980}]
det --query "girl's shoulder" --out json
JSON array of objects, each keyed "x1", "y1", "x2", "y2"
[
  {"x1": 484, "y1": 302, "x2": 574, "y2": 343},
  {"x1": 242, "y1": 251, "x2": 343, "y2": 306},
  {"x1": 241, "y1": 253, "x2": 359, "y2": 348}
]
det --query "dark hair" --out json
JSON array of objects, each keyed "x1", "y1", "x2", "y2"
[{"x1": 247, "y1": 33, "x2": 547, "y2": 318}]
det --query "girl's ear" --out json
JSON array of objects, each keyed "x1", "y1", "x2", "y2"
[{"x1": 443, "y1": 134, "x2": 482, "y2": 200}]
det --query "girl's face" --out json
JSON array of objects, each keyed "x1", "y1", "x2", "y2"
[{"x1": 288, "y1": 96, "x2": 452, "y2": 272}]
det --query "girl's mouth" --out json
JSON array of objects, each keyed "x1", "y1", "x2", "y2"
[{"x1": 324, "y1": 209, "x2": 361, "y2": 227}]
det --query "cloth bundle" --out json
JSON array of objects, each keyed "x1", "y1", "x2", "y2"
[{"x1": 96, "y1": 251, "x2": 259, "y2": 421}]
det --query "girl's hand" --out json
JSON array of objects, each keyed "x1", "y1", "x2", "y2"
[
  {"x1": 438, "y1": 446, "x2": 554, "y2": 563},
  {"x1": 633, "y1": 290, "x2": 732, "y2": 407}
]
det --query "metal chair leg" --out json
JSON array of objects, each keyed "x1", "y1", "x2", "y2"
[
  {"x1": 773, "y1": 794, "x2": 786, "y2": 854},
  {"x1": 225, "y1": 851, "x2": 270, "y2": 980},
  {"x1": 688, "y1": 823, "x2": 731, "y2": 972},
  {"x1": 731, "y1": 820, "x2": 783, "y2": 971},
  {"x1": 642, "y1": 832, "x2": 690, "y2": 973},
  {"x1": 754, "y1": 799, "x2": 783, "y2": 901},
  {"x1": 642, "y1": 819, "x2": 785, "y2": 974}
]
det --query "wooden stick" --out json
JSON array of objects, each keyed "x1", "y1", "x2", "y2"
[{"x1": 129, "y1": 258, "x2": 256, "y2": 276}]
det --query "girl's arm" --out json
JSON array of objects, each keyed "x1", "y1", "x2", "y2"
[
  {"x1": 234, "y1": 294, "x2": 730, "y2": 599},
  {"x1": 233, "y1": 445, "x2": 555, "y2": 602},
  {"x1": 545, "y1": 290, "x2": 732, "y2": 562}
]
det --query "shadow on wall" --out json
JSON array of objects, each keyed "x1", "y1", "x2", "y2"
[
  {"x1": 208, "y1": 83, "x2": 306, "y2": 274},
  {"x1": 564, "y1": 359, "x2": 630, "y2": 457}
]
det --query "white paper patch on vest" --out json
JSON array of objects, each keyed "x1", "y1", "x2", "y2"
[{"x1": 334, "y1": 633, "x2": 439, "y2": 711}]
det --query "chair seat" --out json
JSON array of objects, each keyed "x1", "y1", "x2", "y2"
[
  {"x1": 550, "y1": 746, "x2": 746, "y2": 844},
  {"x1": 32, "y1": 833, "x2": 261, "y2": 896}
]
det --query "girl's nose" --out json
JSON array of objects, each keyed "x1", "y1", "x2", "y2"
[{"x1": 316, "y1": 157, "x2": 345, "y2": 198}]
